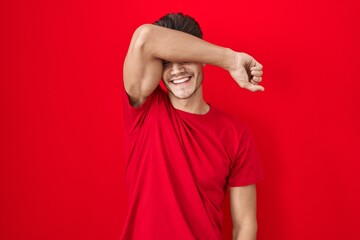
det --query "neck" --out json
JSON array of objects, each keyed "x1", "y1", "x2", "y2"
[{"x1": 169, "y1": 87, "x2": 209, "y2": 115}]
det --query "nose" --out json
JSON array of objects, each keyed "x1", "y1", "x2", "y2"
[{"x1": 170, "y1": 63, "x2": 185, "y2": 76}]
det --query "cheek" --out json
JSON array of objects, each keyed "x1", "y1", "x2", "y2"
[
  {"x1": 161, "y1": 70, "x2": 168, "y2": 81},
  {"x1": 193, "y1": 69, "x2": 203, "y2": 81}
]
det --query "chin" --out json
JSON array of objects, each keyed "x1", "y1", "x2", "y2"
[
  {"x1": 175, "y1": 95, "x2": 191, "y2": 100},
  {"x1": 172, "y1": 90, "x2": 195, "y2": 99}
]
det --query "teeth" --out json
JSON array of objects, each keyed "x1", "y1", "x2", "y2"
[{"x1": 172, "y1": 77, "x2": 190, "y2": 84}]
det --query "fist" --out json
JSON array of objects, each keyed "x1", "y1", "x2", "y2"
[{"x1": 228, "y1": 52, "x2": 264, "y2": 92}]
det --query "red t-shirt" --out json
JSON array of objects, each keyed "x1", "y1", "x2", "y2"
[{"x1": 120, "y1": 86, "x2": 263, "y2": 240}]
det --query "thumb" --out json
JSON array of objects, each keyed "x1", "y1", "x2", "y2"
[{"x1": 242, "y1": 82, "x2": 265, "y2": 92}]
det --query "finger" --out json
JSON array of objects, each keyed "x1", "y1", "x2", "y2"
[
  {"x1": 251, "y1": 70, "x2": 263, "y2": 77},
  {"x1": 250, "y1": 79, "x2": 257, "y2": 85},
  {"x1": 242, "y1": 82, "x2": 265, "y2": 92},
  {"x1": 249, "y1": 84, "x2": 265, "y2": 92},
  {"x1": 250, "y1": 64, "x2": 263, "y2": 71},
  {"x1": 251, "y1": 76, "x2": 262, "y2": 83}
]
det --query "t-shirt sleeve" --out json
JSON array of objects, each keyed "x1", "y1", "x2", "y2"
[{"x1": 228, "y1": 127, "x2": 264, "y2": 187}]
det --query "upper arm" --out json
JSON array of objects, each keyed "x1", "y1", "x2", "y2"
[
  {"x1": 230, "y1": 184, "x2": 257, "y2": 230},
  {"x1": 123, "y1": 24, "x2": 163, "y2": 107}
]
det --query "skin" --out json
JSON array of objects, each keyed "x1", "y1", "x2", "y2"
[
  {"x1": 230, "y1": 185, "x2": 258, "y2": 240},
  {"x1": 161, "y1": 61, "x2": 208, "y2": 114},
  {"x1": 123, "y1": 23, "x2": 263, "y2": 239}
]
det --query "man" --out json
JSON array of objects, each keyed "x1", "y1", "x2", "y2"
[{"x1": 121, "y1": 13, "x2": 264, "y2": 240}]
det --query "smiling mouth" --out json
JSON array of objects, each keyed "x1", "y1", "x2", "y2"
[{"x1": 170, "y1": 76, "x2": 192, "y2": 85}]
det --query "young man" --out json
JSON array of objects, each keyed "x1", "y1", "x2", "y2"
[{"x1": 121, "y1": 13, "x2": 264, "y2": 240}]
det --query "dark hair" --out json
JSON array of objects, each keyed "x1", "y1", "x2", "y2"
[{"x1": 153, "y1": 13, "x2": 203, "y2": 39}]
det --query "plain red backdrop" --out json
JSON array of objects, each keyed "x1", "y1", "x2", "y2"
[{"x1": 1, "y1": 0, "x2": 359, "y2": 239}]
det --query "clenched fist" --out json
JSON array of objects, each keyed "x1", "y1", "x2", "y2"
[{"x1": 228, "y1": 52, "x2": 264, "y2": 92}]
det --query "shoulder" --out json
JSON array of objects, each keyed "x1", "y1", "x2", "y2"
[{"x1": 123, "y1": 85, "x2": 168, "y2": 109}]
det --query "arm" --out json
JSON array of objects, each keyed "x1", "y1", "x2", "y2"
[
  {"x1": 123, "y1": 24, "x2": 264, "y2": 107},
  {"x1": 230, "y1": 184, "x2": 258, "y2": 240}
]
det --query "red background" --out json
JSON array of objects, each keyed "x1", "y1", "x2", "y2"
[{"x1": 1, "y1": 0, "x2": 359, "y2": 239}]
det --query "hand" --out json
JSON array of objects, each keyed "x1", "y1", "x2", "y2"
[{"x1": 228, "y1": 52, "x2": 264, "y2": 92}]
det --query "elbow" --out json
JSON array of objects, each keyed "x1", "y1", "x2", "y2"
[
  {"x1": 131, "y1": 24, "x2": 154, "y2": 51},
  {"x1": 233, "y1": 221, "x2": 258, "y2": 232},
  {"x1": 232, "y1": 221, "x2": 258, "y2": 240}
]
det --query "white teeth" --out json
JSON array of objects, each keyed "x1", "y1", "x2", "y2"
[{"x1": 172, "y1": 77, "x2": 190, "y2": 84}]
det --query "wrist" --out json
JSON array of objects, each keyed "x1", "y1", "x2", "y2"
[{"x1": 223, "y1": 48, "x2": 237, "y2": 71}]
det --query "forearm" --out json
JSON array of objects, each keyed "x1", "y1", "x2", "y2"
[
  {"x1": 124, "y1": 23, "x2": 264, "y2": 104},
  {"x1": 136, "y1": 24, "x2": 236, "y2": 70},
  {"x1": 232, "y1": 223, "x2": 257, "y2": 240}
]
